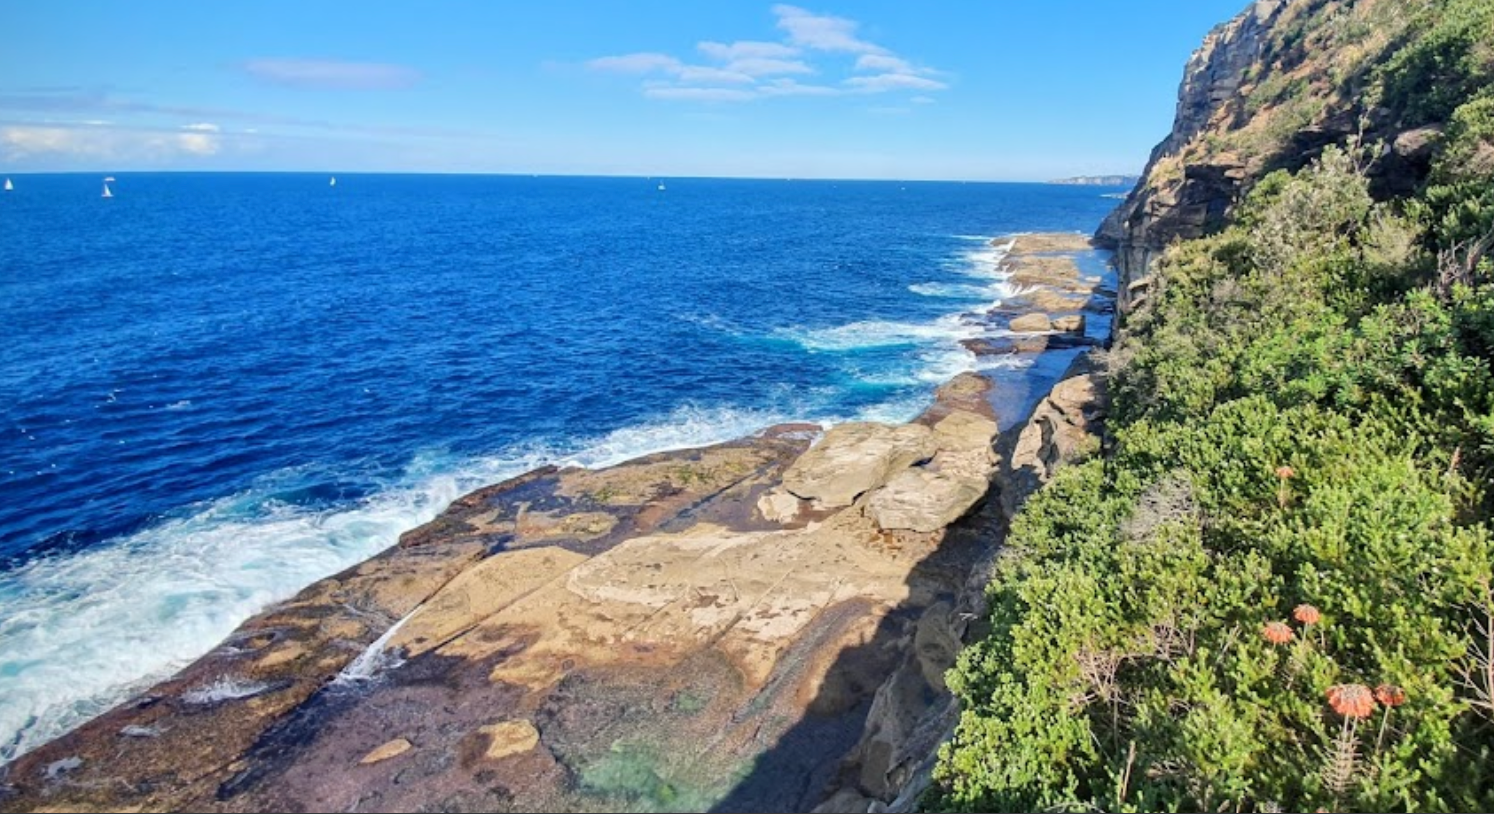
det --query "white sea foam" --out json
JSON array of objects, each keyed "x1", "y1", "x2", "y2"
[
  {"x1": 777, "y1": 314, "x2": 986, "y2": 352},
  {"x1": 336, "y1": 608, "x2": 415, "y2": 684},
  {"x1": 955, "y1": 247, "x2": 1013, "y2": 280},
  {"x1": 908, "y1": 282, "x2": 1000, "y2": 300},
  {"x1": 181, "y1": 676, "x2": 272, "y2": 705},
  {"x1": 0, "y1": 401, "x2": 809, "y2": 767}
]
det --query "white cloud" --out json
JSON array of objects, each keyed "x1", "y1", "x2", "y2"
[
  {"x1": 758, "y1": 79, "x2": 842, "y2": 97},
  {"x1": 1, "y1": 123, "x2": 224, "y2": 162},
  {"x1": 643, "y1": 86, "x2": 757, "y2": 102},
  {"x1": 845, "y1": 73, "x2": 948, "y2": 92},
  {"x1": 854, "y1": 53, "x2": 912, "y2": 73},
  {"x1": 676, "y1": 66, "x2": 756, "y2": 85},
  {"x1": 176, "y1": 132, "x2": 219, "y2": 155},
  {"x1": 1, "y1": 126, "x2": 86, "y2": 157},
  {"x1": 583, "y1": 6, "x2": 947, "y2": 104},
  {"x1": 772, "y1": 5, "x2": 886, "y2": 54},
  {"x1": 697, "y1": 40, "x2": 799, "y2": 61},
  {"x1": 910, "y1": 95, "x2": 936, "y2": 105},
  {"x1": 183, "y1": 122, "x2": 220, "y2": 132},
  {"x1": 242, "y1": 58, "x2": 422, "y2": 90},
  {"x1": 725, "y1": 57, "x2": 813, "y2": 76},
  {"x1": 587, "y1": 52, "x2": 683, "y2": 74}
]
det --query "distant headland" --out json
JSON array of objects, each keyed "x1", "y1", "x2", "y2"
[{"x1": 1047, "y1": 174, "x2": 1139, "y2": 186}]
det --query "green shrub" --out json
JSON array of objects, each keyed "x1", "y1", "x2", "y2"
[{"x1": 931, "y1": 98, "x2": 1494, "y2": 811}]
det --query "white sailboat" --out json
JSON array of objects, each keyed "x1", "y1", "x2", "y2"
[
  {"x1": 329, "y1": 176, "x2": 337, "y2": 187},
  {"x1": 3, "y1": 178, "x2": 12, "y2": 192},
  {"x1": 102, "y1": 176, "x2": 115, "y2": 198},
  {"x1": 657, "y1": 181, "x2": 666, "y2": 191}
]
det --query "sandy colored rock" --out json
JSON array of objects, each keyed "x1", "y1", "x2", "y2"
[
  {"x1": 391, "y1": 546, "x2": 591, "y2": 657},
  {"x1": 997, "y1": 369, "x2": 1108, "y2": 521},
  {"x1": 479, "y1": 720, "x2": 540, "y2": 760},
  {"x1": 781, "y1": 422, "x2": 936, "y2": 508},
  {"x1": 254, "y1": 642, "x2": 308, "y2": 670},
  {"x1": 1011, "y1": 287, "x2": 1088, "y2": 312},
  {"x1": 757, "y1": 488, "x2": 803, "y2": 523},
  {"x1": 993, "y1": 232, "x2": 1094, "y2": 253},
  {"x1": 1052, "y1": 314, "x2": 1086, "y2": 333},
  {"x1": 1008, "y1": 313, "x2": 1053, "y2": 333},
  {"x1": 0, "y1": 381, "x2": 1011, "y2": 814},
  {"x1": 359, "y1": 738, "x2": 412, "y2": 765},
  {"x1": 867, "y1": 469, "x2": 987, "y2": 533}
]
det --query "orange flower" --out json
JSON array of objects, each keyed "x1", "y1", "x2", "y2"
[
  {"x1": 1327, "y1": 684, "x2": 1377, "y2": 719},
  {"x1": 1294, "y1": 604, "x2": 1321, "y2": 625},
  {"x1": 1262, "y1": 621, "x2": 1294, "y2": 645},
  {"x1": 1275, "y1": 465, "x2": 1296, "y2": 480},
  {"x1": 1375, "y1": 684, "x2": 1407, "y2": 708}
]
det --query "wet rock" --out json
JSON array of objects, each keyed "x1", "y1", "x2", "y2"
[
  {"x1": 119, "y1": 725, "x2": 160, "y2": 738},
  {"x1": 43, "y1": 756, "x2": 82, "y2": 781},
  {"x1": 0, "y1": 386, "x2": 1008, "y2": 814}
]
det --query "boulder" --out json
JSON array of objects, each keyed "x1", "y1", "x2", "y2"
[
  {"x1": 781, "y1": 422, "x2": 936, "y2": 508},
  {"x1": 867, "y1": 469, "x2": 987, "y2": 533},
  {"x1": 996, "y1": 370, "x2": 1109, "y2": 521},
  {"x1": 1008, "y1": 313, "x2": 1053, "y2": 333},
  {"x1": 963, "y1": 334, "x2": 1098, "y2": 356},
  {"x1": 1010, "y1": 287, "x2": 1088, "y2": 312},
  {"x1": 1052, "y1": 314, "x2": 1085, "y2": 333}
]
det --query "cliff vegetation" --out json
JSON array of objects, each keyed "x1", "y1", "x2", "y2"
[{"x1": 931, "y1": 0, "x2": 1494, "y2": 811}]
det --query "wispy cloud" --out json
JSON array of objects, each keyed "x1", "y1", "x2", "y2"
[
  {"x1": 676, "y1": 66, "x2": 756, "y2": 85},
  {"x1": 845, "y1": 73, "x2": 947, "y2": 93},
  {"x1": 183, "y1": 122, "x2": 220, "y2": 132},
  {"x1": 241, "y1": 59, "x2": 422, "y2": 90},
  {"x1": 726, "y1": 57, "x2": 813, "y2": 77},
  {"x1": 772, "y1": 5, "x2": 885, "y2": 54},
  {"x1": 854, "y1": 53, "x2": 912, "y2": 73},
  {"x1": 910, "y1": 95, "x2": 936, "y2": 105},
  {"x1": 696, "y1": 41, "x2": 799, "y2": 61},
  {"x1": 643, "y1": 86, "x2": 758, "y2": 102},
  {"x1": 587, "y1": 52, "x2": 683, "y2": 74},
  {"x1": 583, "y1": 5, "x2": 947, "y2": 104},
  {"x1": 1, "y1": 123, "x2": 222, "y2": 161}
]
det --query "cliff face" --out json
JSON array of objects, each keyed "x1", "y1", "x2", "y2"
[{"x1": 1099, "y1": 0, "x2": 1442, "y2": 303}]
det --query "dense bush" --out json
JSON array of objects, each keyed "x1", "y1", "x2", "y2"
[{"x1": 930, "y1": 34, "x2": 1494, "y2": 805}]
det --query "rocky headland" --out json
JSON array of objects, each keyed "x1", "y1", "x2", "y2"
[{"x1": 0, "y1": 234, "x2": 1113, "y2": 814}]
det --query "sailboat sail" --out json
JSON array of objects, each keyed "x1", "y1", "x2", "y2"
[{"x1": 3, "y1": 178, "x2": 11, "y2": 191}]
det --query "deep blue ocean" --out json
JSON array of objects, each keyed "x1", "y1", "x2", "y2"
[{"x1": 0, "y1": 172, "x2": 1119, "y2": 763}]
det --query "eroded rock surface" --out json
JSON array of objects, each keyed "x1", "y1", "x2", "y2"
[{"x1": 0, "y1": 381, "x2": 1004, "y2": 814}]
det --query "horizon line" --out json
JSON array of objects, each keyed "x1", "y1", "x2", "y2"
[{"x1": 0, "y1": 168, "x2": 1140, "y2": 185}]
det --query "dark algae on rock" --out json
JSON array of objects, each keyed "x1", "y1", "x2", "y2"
[{"x1": 932, "y1": 0, "x2": 1494, "y2": 811}]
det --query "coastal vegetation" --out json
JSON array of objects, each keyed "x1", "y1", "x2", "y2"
[{"x1": 930, "y1": 0, "x2": 1494, "y2": 810}]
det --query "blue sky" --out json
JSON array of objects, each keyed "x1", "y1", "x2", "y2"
[{"x1": 1, "y1": 1, "x2": 1246, "y2": 180}]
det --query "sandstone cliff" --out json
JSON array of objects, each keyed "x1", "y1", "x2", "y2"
[{"x1": 1099, "y1": 0, "x2": 1443, "y2": 304}]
